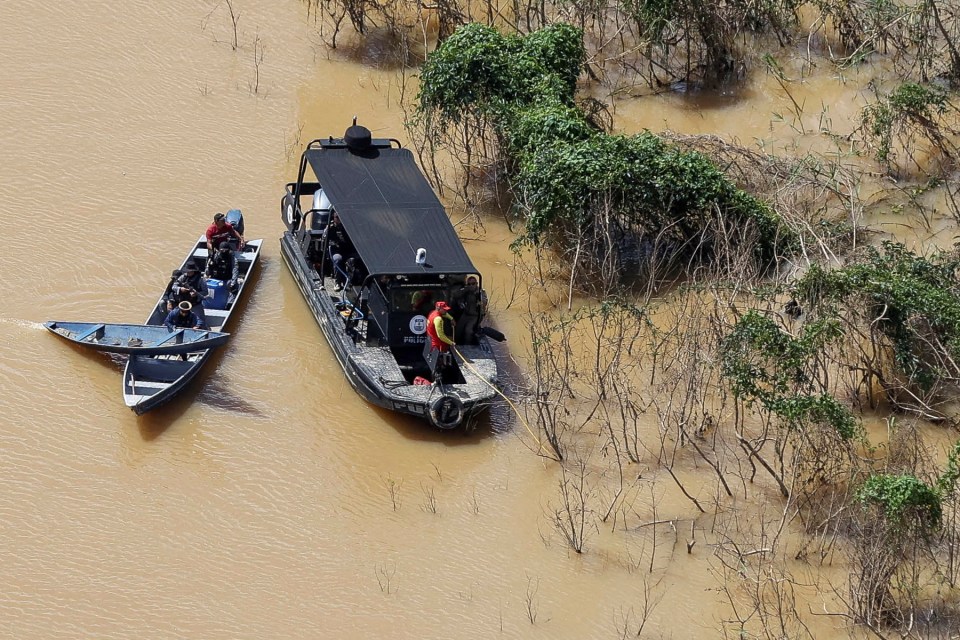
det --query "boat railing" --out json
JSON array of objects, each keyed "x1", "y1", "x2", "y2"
[{"x1": 306, "y1": 137, "x2": 402, "y2": 151}]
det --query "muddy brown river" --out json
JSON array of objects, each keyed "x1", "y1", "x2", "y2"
[{"x1": 1, "y1": 1, "x2": 949, "y2": 638}]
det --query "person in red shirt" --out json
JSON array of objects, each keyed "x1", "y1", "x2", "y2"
[
  {"x1": 426, "y1": 300, "x2": 456, "y2": 353},
  {"x1": 206, "y1": 212, "x2": 244, "y2": 253}
]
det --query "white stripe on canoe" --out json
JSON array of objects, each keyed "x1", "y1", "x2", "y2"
[
  {"x1": 129, "y1": 381, "x2": 170, "y2": 389},
  {"x1": 192, "y1": 248, "x2": 258, "y2": 261}
]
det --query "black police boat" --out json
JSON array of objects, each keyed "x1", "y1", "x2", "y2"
[{"x1": 278, "y1": 122, "x2": 501, "y2": 429}]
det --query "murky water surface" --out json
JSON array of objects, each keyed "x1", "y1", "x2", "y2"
[{"x1": 0, "y1": 2, "x2": 942, "y2": 638}]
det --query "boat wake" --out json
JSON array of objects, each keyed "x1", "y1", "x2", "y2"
[{"x1": 0, "y1": 319, "x2": 46, "y2": 331}]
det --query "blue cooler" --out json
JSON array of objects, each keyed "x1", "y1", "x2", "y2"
[{"x1": 206, "y1": 279, "x2": 228, "y2": 310}]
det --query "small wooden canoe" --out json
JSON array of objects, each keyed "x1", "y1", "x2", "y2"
[
  {"x1": 122, "y1": 236, "x2": 263, "y2": 414},
  {"x1": 44, "y1": 321, "x2": 230, "y2": 355}
]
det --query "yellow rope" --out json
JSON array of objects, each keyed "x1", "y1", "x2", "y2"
[{"x1": 453, "y1": 346, "x2": 541, "y2": 450}]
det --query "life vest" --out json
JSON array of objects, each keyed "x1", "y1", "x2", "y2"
[
  {"x1": 208, "y1": 251, "x2": 234, "y2": 281},
  {"x1": 426, "y1": 310, "x2": 454, "y2": 351}
]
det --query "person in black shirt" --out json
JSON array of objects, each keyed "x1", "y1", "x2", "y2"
[
  {"x1": 206, "y1": 241, "x2": 239, "y2": 291},
  {"x1": 160, "y1": 269, "x2": 183, "y2": 313}
]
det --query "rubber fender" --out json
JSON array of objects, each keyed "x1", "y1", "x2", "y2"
[
  {"x1": 429, "y1": 394, "x2": 463, "y2": 430},
  {"x1": 281, "y1": 194, "x2": 300, "y2": 231}
]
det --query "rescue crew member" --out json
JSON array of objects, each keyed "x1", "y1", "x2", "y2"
[
  {"x1": 206, "y1": 212, "x2": 244, "y2": 253},
  {"x1": 411, "y1": 289, "x2": 434, "y2": 313},
  {"x1": 164, "y1": 301, "x2": 206, "y2": 331},
  {"x1": 426, "y1": 300, "x2": 456, "y2": 353},
  {"x1": 452, "y1": 276, "x2": 488, "y2": 345}
]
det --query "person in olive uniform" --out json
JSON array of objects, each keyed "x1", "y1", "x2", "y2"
[{"x1": 452, "y1": 276, "x2": 487, "y2": 345}]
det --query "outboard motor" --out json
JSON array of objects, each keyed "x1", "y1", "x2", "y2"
[
  {"x1": 226, "y1": 209, "x2": 244, "y2": 236},
  {"x1": 311, "y1": 189, "x2": 332, "y2": 229}
]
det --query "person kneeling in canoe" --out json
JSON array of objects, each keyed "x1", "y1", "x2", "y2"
[
  {"x1": 172, "y1": 261, "x2": 209, "y2": 325},
  {"x1": 164, "y1": 301, "x2": 206, "y2": 331}
]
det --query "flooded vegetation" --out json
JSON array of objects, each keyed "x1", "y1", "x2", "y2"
[
  {"x1": 3, "y1": 0, "x2": 960, "y2": 637},
  {"x1": 317, "y1": 0, "x2": 960, "y2": 636}
]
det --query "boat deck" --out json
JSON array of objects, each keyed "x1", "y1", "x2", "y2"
[{"x1": 312, "y1": 270, "x2": 499, "y2": 410}]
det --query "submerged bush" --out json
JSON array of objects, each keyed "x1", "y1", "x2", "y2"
[
  {"x1": 796, "y1": 241, "x2": 960, "y2": 390},
  {"x1": 417, "y1": 22, "x2": 797, "y2": 275},
  {"x1": 720, "y1": 310, "x2": 859, "y2": 439},
  {"x1": 860, "y1": 82, "x2": 955, "y2": 171},
  {"x1": 857, "y1": 473, "x2": 943, "y2": 530},
  {"x1": 417, "y1": 23, "x2": 582, "y2": 124}
]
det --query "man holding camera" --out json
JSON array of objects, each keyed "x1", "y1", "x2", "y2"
[{"x1": 172, "y1": 261, "x2": 209, "y2": 325}]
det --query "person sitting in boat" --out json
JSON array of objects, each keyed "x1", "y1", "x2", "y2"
[
  {"x1": 160, "y1": 269, "x2": 183, "y2": 312},
  {"x1": 205, "y1": 241, "x2": 239, "y2": 292},
  {"x1": 452, "y1": 276, "x2": 488, "y2": 345},
  {"x1": 206, "y1": 212, "x2": 244, "y2": 253},
  {"x1": 164, "y1": 301, "x2": 206, "y2": 331},
  {"x1": 411, "y1": 289, "x2": 434, "y2": 313},
  {"x1": 172, "y1": 261, "x2": 209, "y2": 324},
  {"x1": 330, "y1": 255, "x2": 366, "y2": 292}
]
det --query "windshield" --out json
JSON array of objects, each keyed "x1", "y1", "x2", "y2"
[{"x1": 393, "y1": 286, "x2": 446, "y2": 314}]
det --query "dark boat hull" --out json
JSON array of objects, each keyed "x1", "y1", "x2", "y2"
[
  {"x1": 279, "y1": 232, "x2": 498, "y2": 428},
  {"x1": 125, "y1": 354, "x2": 210, "y2": 415},
  {"x1": 279, "y1": 125, "x2": 503, "y2": 429},
  {"x1": 44, "y1": 321, "x2": 230, "y2": 355}
]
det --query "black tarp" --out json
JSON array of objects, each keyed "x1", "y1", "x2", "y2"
[{"x1": 306, "y1": 147, "x2": 477, "y2": 277}]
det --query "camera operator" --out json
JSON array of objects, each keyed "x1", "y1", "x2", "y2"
[{"x1": 172, "y1": 261, "x2": 209, "y2": 325}]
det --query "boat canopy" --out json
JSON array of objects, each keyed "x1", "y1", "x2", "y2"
[{"x1": 306, "y1": 147, "x2": 478, "y2": 277}]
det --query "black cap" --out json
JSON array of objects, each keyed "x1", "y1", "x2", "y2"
[
  {"x1": 184, "y1": 261, "x2": 198, "y2": 272},
  {"x1": 218, "y1": 241, "x2": 230, "y2": 250}
]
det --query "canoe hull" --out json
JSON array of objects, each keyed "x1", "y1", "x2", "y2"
[
  {"x1": 121, "y1": 236, "x2": 262, "y2": 414},
  {"x1": 44, "y1": 321, "x2": 230, "y2": 355}
]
